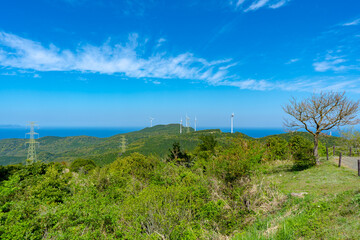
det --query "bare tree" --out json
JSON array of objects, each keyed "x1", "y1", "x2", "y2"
[{"x1": 283, "y1": 91, "x2": 359, "y2": 164}]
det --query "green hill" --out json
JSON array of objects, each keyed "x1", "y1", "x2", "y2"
[
  {"x1": 1, "y1": 124, "x2": 253, "y2": 166},
  {"x1": 0, "y1": 125, "x2": 342, "y2": 166}
]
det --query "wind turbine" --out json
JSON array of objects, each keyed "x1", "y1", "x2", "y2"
[
  {"x1": 231, "y1": 113, "x2": 234, "y2": 134},
  {"x1": 150, "y1": 117, "x2": 155, "y2": 127},
  {"x1": 186, "y1": 114, "x2": 190, "y2": 133},
  {"x1": 180, "y1": 117, "x2": 183, "y2": 134},
  {"x1": 194, "y1": 117, "x2": 197, "y2": 131}
]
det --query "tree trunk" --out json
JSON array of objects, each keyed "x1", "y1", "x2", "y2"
[{"x1": 314, "y1": 134, "x2": 320, "y2": 165}]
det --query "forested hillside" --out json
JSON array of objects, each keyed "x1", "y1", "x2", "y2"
[{"x1": 0, "y1": 124, "x2": 252, "y2": 166}]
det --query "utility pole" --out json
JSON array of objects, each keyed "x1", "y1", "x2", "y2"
[{"x1": 25, "y1": 121, "x2": 39, "y2": 164}]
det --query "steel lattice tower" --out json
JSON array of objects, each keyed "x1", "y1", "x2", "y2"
[{"x1": 25, "y1": 122, "x2": 39, "y2": 164}]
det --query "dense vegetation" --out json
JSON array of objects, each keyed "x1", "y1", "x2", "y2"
[
  {"x1": 0, "y1": 124, "x2": 337, "y2": 167},
  {"x1": 0, "y1": 125, "x2": 359, "y2": 239}
]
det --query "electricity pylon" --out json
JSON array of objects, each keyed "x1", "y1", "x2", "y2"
[{"x1": 25, "y1": 121, "x2": 39, "y2": 164}]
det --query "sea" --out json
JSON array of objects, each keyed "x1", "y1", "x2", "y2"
[{"x1": 0, "y1": 126, "x2": 287, "y2": 140}]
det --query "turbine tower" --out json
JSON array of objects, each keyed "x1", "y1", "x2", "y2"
[
  {"x1": 194, "y1": 117, "x2": 197, "y2": 132},
  {"x1": 25, "y1": 121, "x2": 39, "y2": 164},
  {"x1": 231, "y1": 113, "x2": 234, "y2": 134},
  {"x1": 186, "y1": 114, "x2": 190, "y2": 133},
  {"x1": 150, "y1": 117, "x2": 155, "y2": 127},
  {"x1": 180, "y1": 118, "x2": 183, "y2": 134}
]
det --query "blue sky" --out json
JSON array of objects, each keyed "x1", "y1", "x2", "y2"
[{"x1": 1, "y1": 0, "x2": 360, "y2": 128}]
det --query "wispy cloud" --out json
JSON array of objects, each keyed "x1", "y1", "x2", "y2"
[
  {"x1": 230, "y1": 0, "x2": 291, "y2": 12},
  {"x1": 313, "y1": 58, "x2": 347, "y2": 72},
  {"x1": 343, "y1": 18, "x2": 360, "y2": 26},
  {"x1": 313, "y1": 50, "x2": 359, "y2": 72},
  {"x1": 269, "y1": 0, "x2": 289, "y2": 9},
  {"x1": 219, "y1": 76, "x2": 360, "y2": 93},
  {"x1": 286, "y1": 58, "x2": 300, "y2": 64},
  {"x1": 236, "y1": 0, "x2": 246, "y2": 7},
  {"x1": 245, "y1": 0, "x2": 270, "y2": 12},
  {"x1": 219, "y1": 79, "x2": 274, "y2": 90},
  {"x1": 0, "y1": 31, "x2": 235, "y2": 84},
  {"x1": 284, "y1": 77, "x2": 360, "y2": 93}
]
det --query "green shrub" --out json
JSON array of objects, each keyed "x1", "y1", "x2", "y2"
[
  {"x1": 289, "y1": 136, "x2": 316, "y2": 170},
  {"x1": 198, "y1": 135, "x2": 217, "y2": 154},
  {"x1": 70, "y1": 158, "x2": 96, "y2": 173},
  {"x1": 168, "y1": 142, "x2": 192, "y2": 167},
  {"x1": 109, "y1": 153, "x2": 158, "y2": 180},
  {"x1": 265, "y1": 136, "x2": 289, "y2": 161},
  {"x1": 212, "y1": 137, "x2": 264, "y2": 183}
]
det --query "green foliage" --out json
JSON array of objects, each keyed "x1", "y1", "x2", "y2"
[
  {"x1": 265, "y1": 136, "x2": 289, "y2": 161},
  {"x1": 198, "y1": 135, "x2": 217, "y2": 154},
  {"x1": 70, "y1": 158, "x2": 96, "y2": 173},
  {"x1": 0, "y1": 164, "x2": 22, "y2": 182},
  {"x1": 340, "y1": 127, "x2": 360, "y2": 148},
  {"x1": 260, "y1": 131, "x2": 339, "y2": 148},
  {"x1": 109, "y1": 152, "x2": 158, "y2": 180},
  {"x1": 211, "y1": 137, "x2": 264, "y2": 183},
  {"x1": 289, "y1": 136, "x2": 316, "y2": 170},
  {"x1": 167, "y1": 142, "x2": 192, "y2": 167},
  {"x1": 1, "y1": 126, "x2": 359, "y2": 239}
]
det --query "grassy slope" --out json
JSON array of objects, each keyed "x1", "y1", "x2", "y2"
[{"x1": 235, "y1": 159, "x2": 360, "y2": 239}]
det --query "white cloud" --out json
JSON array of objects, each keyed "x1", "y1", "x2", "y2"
[
  {"x1": 0, "y1": 31, "x2": 235, "y2": 84},
  {"x1": 244, "y1": 0, "x2": 270, "y2": 11},
  {"x1": 283, "y1": 77, "x2": 360, "y2": 93},
  {"x1": 313, "y1": 58, "x2": 347, "y2": 72},
  {"x1": 312, "y1": 50, "x2": 358, "y2": 72},
  {"x1": 236, "y1": 0, "x2": 246, "y2": 7},
  {"x1": 343, "y1": 18, "x2": 360, "y2": 26},
  {"x1": 218, "y1": 76, "x2": 360, "y2": 93},
  {"x1": 286, "y1": 58, "x2": 300, "y2": 64},
  {"x1": 269, "y1": 0, "x2": 289, "y2": 9},
  {"x1": 220, "y1": 79, "x2": 274, "y2": 90},
  {"x1": 230, "y1": 0, "x2": 290, "y2": 12}
]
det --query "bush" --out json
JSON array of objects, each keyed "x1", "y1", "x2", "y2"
[
  {"x1": 70, "y1": 159, "x2": 96, "y2": 173},
  {"x1": 198, "y1": 135, "x2": 217, "y2": 154},
  {"x1": 109, "y1": 153, "x2": 158, "y2": 180},
  {"x1": 265, "y1": 136, "x2": 289, "y2": 161},
  {"x1": 289, "y1": 136, "x2": 316, "y2": 170},
  {"x1": 212, "y1": 137, "x2": 264, "y2": 183},
  {"x1": 168, "y1": 142, "x2": 192, "y2": 167}
]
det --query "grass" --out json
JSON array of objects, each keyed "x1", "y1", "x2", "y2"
[{"x1": 234, "y1": 158, "x2": 360, "y2": 239}]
